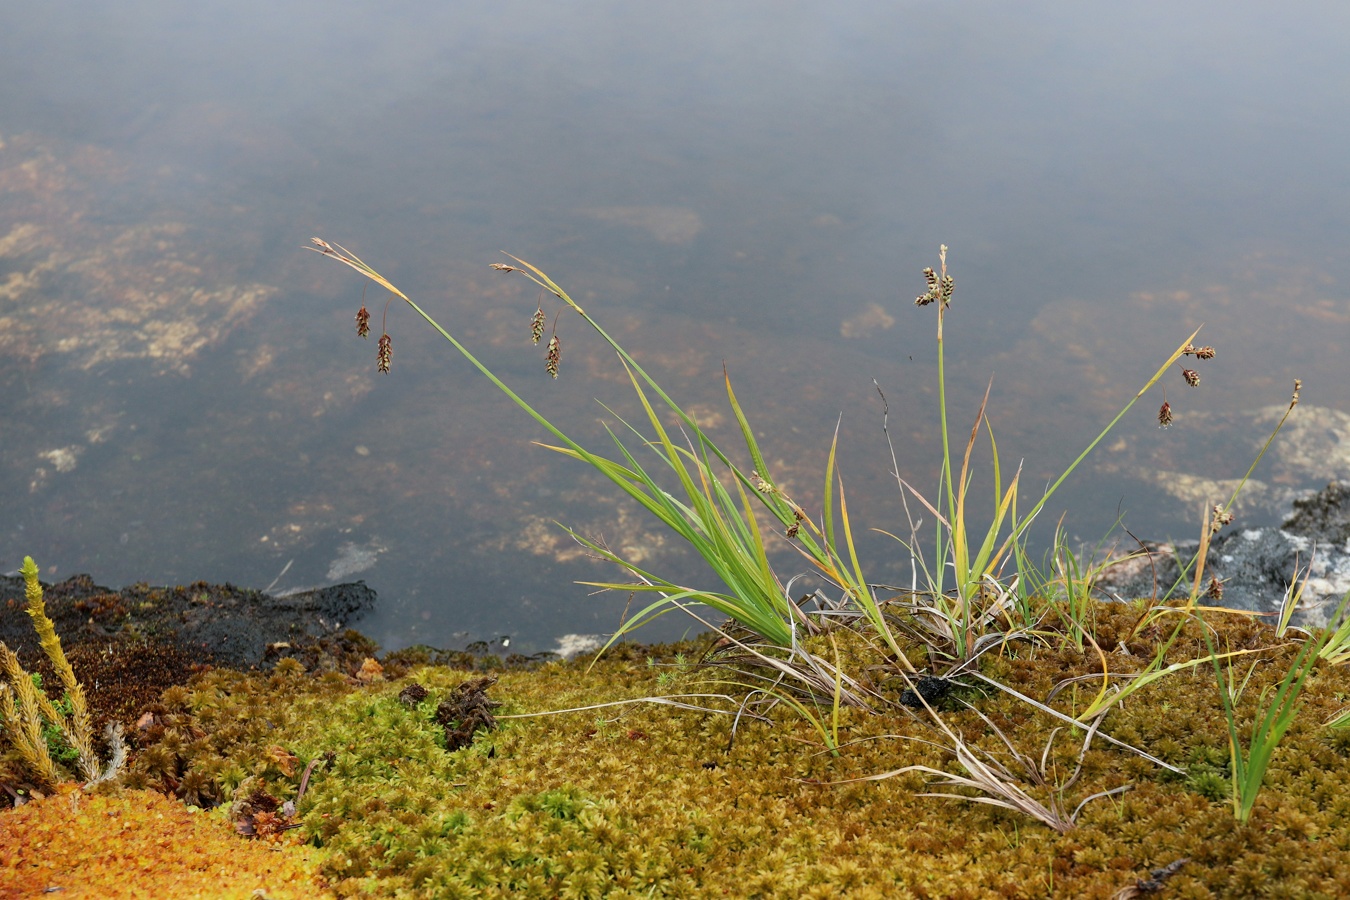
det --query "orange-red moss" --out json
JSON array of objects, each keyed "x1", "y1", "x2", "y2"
[{"x1": 0, "y1": 788, "x2": 331, "y2": 899}]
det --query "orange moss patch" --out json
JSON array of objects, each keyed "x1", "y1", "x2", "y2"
[{"x1": 0, "y1": 787, "x2": 331, "y2": 899}]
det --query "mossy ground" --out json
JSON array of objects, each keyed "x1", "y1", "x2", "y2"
[{"x1": 7, "y1": 600, "x2": 1350, "y2": 898}]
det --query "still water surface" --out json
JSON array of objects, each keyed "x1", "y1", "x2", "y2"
[{"x1": 2, "y1": 2, "x2": 1348, "y2": 653}]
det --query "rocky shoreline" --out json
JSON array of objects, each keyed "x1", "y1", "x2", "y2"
[{"x1": 1098, "y1": 480, "x2": 1350, "y2": 624}]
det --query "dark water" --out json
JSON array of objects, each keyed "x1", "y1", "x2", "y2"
[{"x1": 3, "y1": 2, "x2": 1348, "y2": 654}]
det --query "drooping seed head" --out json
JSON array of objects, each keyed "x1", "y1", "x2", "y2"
[
  {"x1": 490, "y1": 263, "x2": 519, "y2": 273},
  {"x1": 1157, "y1": 401, "x2": 1173, "y2": 428},
  {"x1": 356, "y1": 306, "x2": 371, "y2": 339},
  {"x1": 545, "y1": 335, "x2": 560, "y2": 379},
  {"x1": 1190, "y1": 345, "x2": 1217, "y2": 360},
  {"x1": 377, "y1": 333, "x2": 392, "y2": 373},
  {"x1": 1182, "y1": 368, "x2": 1200, "y2": 387}
]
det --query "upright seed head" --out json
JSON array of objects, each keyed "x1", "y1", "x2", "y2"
[
  {"x1": 377, "y1": 333, "x2": 392, "y2": 373},
  {"x1": 1291, "y1": 378, "x2": 1302, "y2": 408},
  {"x1": 356, "y1": 305, "x2": 371, "y2": 339},
  {"x1": 940, "y1": 274, "x2": 954, "y2": 305},
  {"x1": 1206, "y1": 575, "x2": 1225, "y2": 602},
  {"x1": 545, "y1": 335, "x2": 560, "y2": 379},
  {"x1": 530, "y1": 307, "x2": 546, "y2": 345},
  {"x1": 1157, "y1": 401, "x2": 1173, "y2": 428},
  {"x1": 1211, "y1": 505, "x2": 1235, "y2": 532}
]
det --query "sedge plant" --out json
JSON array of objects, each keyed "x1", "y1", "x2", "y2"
[
  {"x1": 1204, "y1": 595, "x2": 1346, "y2": 824},
  {"x1": 881, "y1": 246, "x2": 1209, "y2": 668},
  {"x1": 309, "y1": 240, "x2": 915, "y2": 684}
]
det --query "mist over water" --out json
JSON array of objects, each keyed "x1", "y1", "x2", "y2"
[{"x1": 3, "y1": 2, "x2": 1348, "y2": 653}]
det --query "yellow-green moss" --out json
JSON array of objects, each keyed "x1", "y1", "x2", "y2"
[
  {"x1": 111, "y1": 608, "x2": 1350, "y2": 894},
  {"x1": 11, "y1": 601, "x2": 1350, "y2": 897}
]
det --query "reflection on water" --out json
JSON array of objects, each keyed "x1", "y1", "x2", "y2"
[{"x1": 2, "y1": 2, "x2": 1348, "y2": 653}]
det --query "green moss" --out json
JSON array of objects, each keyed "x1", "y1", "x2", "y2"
[{"x1": 84, "y1": 604, "x2": 1350, "y2": 896}]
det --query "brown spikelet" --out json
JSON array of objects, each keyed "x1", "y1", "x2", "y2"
[
  {"x1": 1157, "y1": 401, "x2": 1173, "y2": 428},
  {"x1": 356, "y1": 305, "x2": 371, "y2": 339},
  {"x1": 545, "y1": 335, "x2": 560, "y2": 379},
  {"x1": 786, "y1": 522, "x2": 800, "y2": 539},
  {"x1": 1206, "y1": 575, "x2": 1225, "y2": 602},
  {"x1": 531, "y1": 307, "x2": 546, "y2": 345},
  {"x1": 1184, "y1": 344, "x2": 1216, "y2": 360},
  {"x1": 377, "y1": 333, "x2": 392, "y2": 373},
  {"x1": 490, "y1": 263, "x2": 519, "y2": 273},
  {"x1": 1210, "y1": 506, "x2": 1235, "y2": 533},
  {"x1": 1291, "y1": 378, "x2": 1302, "y2": 408},
  {"x1": 1182, "y1": 368, "x2": 1200, "y2": 387}
]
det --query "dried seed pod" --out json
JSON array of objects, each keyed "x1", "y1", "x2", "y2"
[{"x1": 355, "y1": 305, "x2": 371, "y2": 339}]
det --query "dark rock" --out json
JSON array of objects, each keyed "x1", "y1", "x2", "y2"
[
  {"x1": 0, "y1": 575, "x2": 376, "y2": 675},
  {"x1": 1097, "y1": 481, "x2": 1350, "y2": 625}
]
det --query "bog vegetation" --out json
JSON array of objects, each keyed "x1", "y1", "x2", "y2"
[{"x1": 3, "y1": 243, "x2": 1348, "y2": 897}]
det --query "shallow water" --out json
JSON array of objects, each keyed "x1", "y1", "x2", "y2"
[{"x1": 2, "y1": 2, "x2": 1348, "y2": 653}]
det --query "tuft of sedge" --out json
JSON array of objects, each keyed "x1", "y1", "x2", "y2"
[
  {"x1": 377, "y1": 333, "x2": 392, "y2": 373},
  {"x1": 356, "y1": 305, "x2": 371, "y2": 339},
  {"x1": 1206, "y1": 575, "x2": 1225, "y2": 602},
  {"x1": 1182, "y1": 368, "x2": 1200, "y2": 387},
  {"x1": 1158, "y1": 401, "x2": 1173, "y2": 428},
  {"x1": 545, "y1": 335, "x2": 560, "y2": 379},
  {"x1": 531, "y1": 307, "x2": 546, "y2": 345}
]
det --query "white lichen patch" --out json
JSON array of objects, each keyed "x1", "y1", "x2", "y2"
[
  {"x1": 39, "y1": 446, "x2": 81, "y2": 473},
  {"x1": 326, "y1": 540, "x2": 385, "y2": 581},
  {"x1": 552, "y1": 633, "x2": 604, "y2": 659}
]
